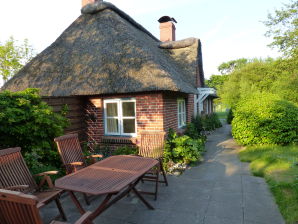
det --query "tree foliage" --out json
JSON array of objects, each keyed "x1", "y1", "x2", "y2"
[
  {"x1": 217, "y1": 58, "x2": 249, "y2": 74},
  {"x1": 0, "y1": 89, "x2": 69, "y2": 170},
  {"x1": 218, "y1": 56, "x2": 298, "y2": 107},
  {"x1": 0, "y1": 37, "x2": 35, "y2": 83},
  {"x1": 205, "y1": 74, "x2": 229, "y2": 89},
  {"x1": 264, "y1": 0, "x2": 298, "y2": 57}
]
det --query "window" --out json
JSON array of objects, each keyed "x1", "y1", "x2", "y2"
[
  {"x1": 104, "y1": 99, "x2": 136, "y2": 136},
  {"x1": 177, "y1": 99, "x2": 186, "y2": 128}
]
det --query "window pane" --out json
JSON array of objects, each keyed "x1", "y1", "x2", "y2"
[
  {"x1": 123, "y1": 119, "x2": 135, "y2": 133},
  {"x1": 107, "y1": 103, "x2": 118, "y2": 117},
  {"x1": 122, "y1": 102, "x2": 135, "y2": 117},
  {"x1": 178, "y1": 102, "x2": 181, "y2": 113},
  {"x1": 107, "y1": 118, "x2": 118, "y2": 133}
]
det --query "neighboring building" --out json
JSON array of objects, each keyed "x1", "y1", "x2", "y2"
[{"x1": 1, "y1": 0, "x2": 215, "y2": 148}]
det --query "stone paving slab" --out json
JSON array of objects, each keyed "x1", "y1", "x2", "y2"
[{"x1": 41, "y1": 124, "x2": 284, "y2": 224}]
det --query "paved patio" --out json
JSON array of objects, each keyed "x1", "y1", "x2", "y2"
[{"x1": 41, "y1": 124, "x2": 284, "y2": 224}]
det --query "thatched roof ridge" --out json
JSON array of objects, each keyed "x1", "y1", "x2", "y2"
[
  {"x1": 2, "y1": 2, "x2": 201, "y2": 96},
  {"x1": 81, "y1": 1, "x2": 159, "y2": 42},
  {"x1": 159, "y1": 38, "x2": 197, "y2": 49}
]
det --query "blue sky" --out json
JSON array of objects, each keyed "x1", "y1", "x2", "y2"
[{"x1": 0, "y1": 0, "x2": 287, "y2": 86}]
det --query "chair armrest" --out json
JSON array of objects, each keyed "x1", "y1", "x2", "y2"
[
  {"x1": 86, "y1": 154, "x2": 103, "y2": 158},
  {"x1": 34, "y1": 171, "x2": 59, "y2": 177},
  {"x1": 67, "y1": 162, "x2": 84, "y2": 166},
  {"x1": 4, "y1": 185, "x2": 29, "y2": 191},
  {"x1": 86, "y1": 154, "x2": 103, "y2": 164},
  {"x1": 50, "y1": 211, "x2": 92, "y2": 224}
]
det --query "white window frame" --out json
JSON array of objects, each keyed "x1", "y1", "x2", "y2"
[
  {"x1": 104, "y1": 98, "x2": 137, "y2": 137},
  {"x1": 177, "y1": 98, "x2": 186, "y2": 128}
]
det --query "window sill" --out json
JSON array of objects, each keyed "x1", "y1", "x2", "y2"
[{"x1": 101, "y1": 136, "x2": 137, "y2": 144}]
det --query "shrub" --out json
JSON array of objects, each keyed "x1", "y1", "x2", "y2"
[
  {"x1": 0, "y1": 89, "x2": 69, "y2": 171},
  {"x1": 112, "y1": 146, "x2": 138, "y2": 155},
  {"x1": 226, "y1": 108, "x2": 234, "y2": 124},
  {"x1": 164, "y1": 129, "x2": 205, "y2": 167},
  {"x1": 202, "y1": 113, "x2": 222, "y2": 131},
  {"x1": 185, "y1": 116, "x2": 204, "y2": 139},
  {"x1": 232, "y1": 93, "x2": 298, "y2": 145}
]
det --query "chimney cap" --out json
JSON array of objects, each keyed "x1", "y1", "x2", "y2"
[{"x1": 158, "y1": 16, "x2": 177, "y2": 24}]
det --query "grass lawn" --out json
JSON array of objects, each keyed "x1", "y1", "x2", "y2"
[
  {"x1": 239, "y1": 145, "x2": 298, "y2": 224},
  {"x1": 215, "y1": 111, "x2": 228, "y2": 119}
]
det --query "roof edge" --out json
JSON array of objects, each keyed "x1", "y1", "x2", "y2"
[
  {"x1": 158, "y1": 38, "x2": 198, "y2": 49},
  {"x1": 81, "y1": 1, "x2": 160, "y2": 42}
]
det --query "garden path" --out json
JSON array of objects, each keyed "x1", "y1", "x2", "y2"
[{"x1": 41, "y1": 124, "x2": 284, "y2": 224}]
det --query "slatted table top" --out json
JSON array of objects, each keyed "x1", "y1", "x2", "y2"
[{"x1": 55, "y1": 155, "x2": 158, "y2": 195}]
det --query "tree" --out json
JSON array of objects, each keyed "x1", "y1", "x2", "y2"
[
  {"x1": 205, "y1": 74, "x2": 229, "y2": 90},
  {"x1": 264, "y1": 0, "x2": 298, "y2": 57},
  {"x1": 217, "y1": 58, "x2": 249, "y2": 74},
  {"x1": 218, "y1": 58, "x2": 280, "y2": 107},
  {"x1": 0, "y1": 37, "x2": 35, "y2": 84}
]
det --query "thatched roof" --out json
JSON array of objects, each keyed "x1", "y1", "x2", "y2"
[{"x1": 2, "y1": 1, "x2": 204, "y2": 96}]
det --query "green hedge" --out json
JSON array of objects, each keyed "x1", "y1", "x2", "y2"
[
  {"x1": 0, "y1": 89, "x2": 69, "y2": 172},
  {"x1": 232, "y1": 93, "x2": 298, "y2": 145}
]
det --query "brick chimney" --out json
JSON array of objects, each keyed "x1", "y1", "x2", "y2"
[
  {"x1": 82, "y1": 0, "x2": 100, "y2": 8},
  {"x1": 158, "y1": 16, "x2": 177, "y2": 42}
]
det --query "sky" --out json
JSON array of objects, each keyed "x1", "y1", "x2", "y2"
[{"x1": 0, "y1": 0, "x2": 287, "y2": 87}]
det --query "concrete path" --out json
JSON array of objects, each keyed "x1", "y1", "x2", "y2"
[{"x1": 41, "y1": 124, "x2": 284, "y2": 224}]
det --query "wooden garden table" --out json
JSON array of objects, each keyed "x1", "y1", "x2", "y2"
[{"x1": 55, "y1": 155, "x2": 158, "y2": 221}]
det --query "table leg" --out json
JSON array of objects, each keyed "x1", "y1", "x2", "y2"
[
  {"x1": 89, "y1": 178, "x2": 155, "y2": 220},
  {"x1": 131, "y1": 186, "x2": 154, "y2": 210},
  {"x1": 69, "y1": 191, "x2": 86, "y2": 215},
  {"x1": 88, "y1": 194, "x2": 113, "y2": 220}
]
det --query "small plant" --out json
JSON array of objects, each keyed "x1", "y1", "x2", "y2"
[
  {"x1": 163, "y1": 129, "x2": 205, "y2": 171},
  {"x1": 112, "y1": 146, "x2": 138, "y2": 155}
]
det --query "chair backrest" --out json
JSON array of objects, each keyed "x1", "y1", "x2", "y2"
[
  {"x1": 0, "y1": 147, "x2": 37, "y2": 193},
  {"x1": 0, "y1": 189, "x2": 43, "y2": 224},
  {"x1": 54, "y1": 133, "x2": 86, "y2": 174},
  {"x1": 139, "y1": 132, "x2": 166, "y2": 159}
]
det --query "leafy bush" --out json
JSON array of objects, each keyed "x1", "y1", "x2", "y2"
[
  {"x1": 185, "y1": 116, "x2": 204, "y2": 139},
  {"x1": 112, "y1": 146, "x2": 138, "y2": 155},
  {"x1": 202, "y1": 113, "x2": 222, "y2": 131},
  {"x1": 0, "y1": 89, "x2": 69, "y2": 171},
  {"x1": 232, "y1": 93, "x2": 298, "y2": 145},
  {"x1": 164, "y1": 129, "x2": 205, "y2": 167}
]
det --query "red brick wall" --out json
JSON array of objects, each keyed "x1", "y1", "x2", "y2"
[
  {"x1": 85, "y1": 93, "x2": 164, "y2": 147},
  {"x1": 187, "y1": 94, "x2": 194, "y2": 123},
  {"x1": 163, "y1": 94, "x2": 178, "y2": 133},
  {"x1": 85, "y1": 92, "x2": 194, "y2": 150}
]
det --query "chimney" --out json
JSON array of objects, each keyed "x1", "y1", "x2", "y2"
[
  {"x1": 82, "y1": 0, "x2": 100, "y2": 8},
  {"x1": 158, "y1": 16, "x2": 177, "y2": 42}
]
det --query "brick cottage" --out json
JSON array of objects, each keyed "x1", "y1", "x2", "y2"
[{"x1": 2, "y1": 0, "x2": 216, "y2": 149}]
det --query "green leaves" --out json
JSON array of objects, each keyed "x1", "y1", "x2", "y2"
[
  {"x1": 164, "y1": 129, "x2": 205, "y2": 166},
  {"x1": 0, "y1": 37, "x2": 35, "y2": 83},
  {"x1": 232, "y1": 93, "x2": 298, "y2": 145},
  {"x1": 264, "y1": 0, "x2": 298, "y2": 57},
  {"x1": 0, "y1": 89, "x2": 69, "y2": 170}
]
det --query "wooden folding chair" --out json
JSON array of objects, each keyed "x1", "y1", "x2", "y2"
[
  {"x1": 0, "y1": 147, "x2": 67, "y2": 221},
  {"x1": 54, "y1": 133, "x2": 102, "y2": 205},
  {"x1": 138, "y1": 131, "x2": 168, "y2": 200},
  {"x1": 0, "y1": 189, "x2": 92, "y2": 224}
]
